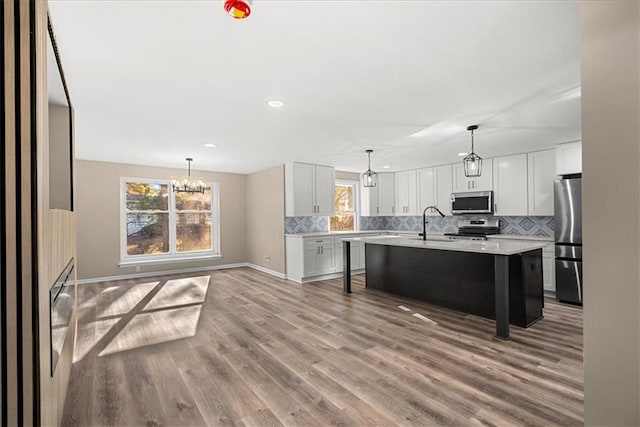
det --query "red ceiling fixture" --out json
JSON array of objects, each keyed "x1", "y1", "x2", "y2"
[{"x1": 224, "y1": 0, "x2": 252, "y2": 19}]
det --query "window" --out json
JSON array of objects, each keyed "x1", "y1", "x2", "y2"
[
  {"x1": 330, "y1": 181, "x2": 359, "y2": 232},
  {"x1": 121, "y1": 178, "x2": 219, "y2": 263}
]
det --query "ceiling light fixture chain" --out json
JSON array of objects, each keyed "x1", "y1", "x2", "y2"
[{"x1": 172, "y1": 157, "x2": 206, "y2": 194}]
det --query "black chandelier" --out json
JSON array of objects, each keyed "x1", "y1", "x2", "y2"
[
  {"x1": 463, "y1": 125, "x2": 483, "y2": 178},
  {"x1": 171, "y1": 158, "x2": 206, "y2": 194}
]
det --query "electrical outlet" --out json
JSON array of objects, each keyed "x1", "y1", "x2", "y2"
[
  {"x1": 264, "y1": 255, "x2": 271, "y2": 262},
  {"x1": 135, "y1": 266, "x2": 141, "y2": 273}
]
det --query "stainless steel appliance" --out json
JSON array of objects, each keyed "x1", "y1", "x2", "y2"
[
  {"x1": 444, "y1": 218, "x2": 500, "y2": 240},
  {"x1": 451, "y1": 191, "x2": 494, "y2": 215},
  {"x1": 554, "y1": 176, "x2": 583, "y2": 305}
]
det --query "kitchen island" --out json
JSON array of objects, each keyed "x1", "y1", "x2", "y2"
[{"x1": 341, "y1": 236, "x2": 547, "y2": 340}]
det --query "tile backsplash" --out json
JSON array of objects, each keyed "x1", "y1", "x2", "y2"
[
  {"x1": 361, "y1": 215, "x2": 555, "y2": 237},
  {"x1": 284, "y1": 216, "x2": 329, "y2": 234},
  {"x1": 286, "y1": 215, "x2": 555, "y2": 237}
]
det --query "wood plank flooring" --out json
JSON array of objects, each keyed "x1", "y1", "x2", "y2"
[{"x1": 61, "y1": 268, "x2": 583, "y2": 426}]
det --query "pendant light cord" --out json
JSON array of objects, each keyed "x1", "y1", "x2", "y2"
[{"x1": 470, "y1": 128, "x2": 475, "y2": 154}]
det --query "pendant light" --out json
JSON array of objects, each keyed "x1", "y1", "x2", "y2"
[
  {"x1": 463, "y1": 125, "x2": 483, "y2": 178},
  {"x1": 362, "y1": 149, "x2": 377, "y2": 188},
  {"x1": 224, "y1": 0, "x2": 252, "y2": 19},
  {"x1": 172, "y1": 158, "x2": 206, "y2": 194}
]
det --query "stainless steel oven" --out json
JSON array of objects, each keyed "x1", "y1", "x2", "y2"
[{"x1": 451, "y1": 191, "x2": 493, "y2": 215}]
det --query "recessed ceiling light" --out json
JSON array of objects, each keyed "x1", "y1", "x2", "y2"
[
  {"x1": 457, "y1": 152, "x2": 468, "y2": 157},
  {"x1": 267, "y1": 100, "x2": 285, "y2": 108},
  {"x1": 382, "y1": 165, "x2": 391, "y2": 169},
  {"x1": 203, "y1": 144, "x2": 216, "y2": 148}
]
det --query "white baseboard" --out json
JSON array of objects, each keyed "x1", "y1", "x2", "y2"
[
  {"x1": 289, "y1": 269, "x2": 365, "y2": 284},
  {"x1": 246, "y1": 263, "x2": 287, "y2": 279},
  {"x1": 76, "y1": 262, "x2": 249, "y2": 285}
]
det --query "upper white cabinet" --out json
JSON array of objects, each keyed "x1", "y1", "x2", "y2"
[
  {"x1": 395, "y1": 170, "x2": 418, "y2": 216},
  {"x1": 556, "y1": 141, "x2": 582, "y2": 175},
  {"x1": 364, "y1": 173, "x2": 395, "y2": 216},
  {"x1": 285, "y1": 162, "x2": 335, "y2": 216},
  {"x1": 528, "y1": 149, "x2": 556, "y2": 216},
  {"x1": 377, "y1": 173, "x2": 396, "y2": 216},
  {"x1": 453, "y1": 159, "x2": 493, "y2": 192},
  {"x1": 493, "y1": 154, "x2": 528, "y2": 216},
  {"x1": 418, "y1": 164, "x2": 453, "y2": 216}
]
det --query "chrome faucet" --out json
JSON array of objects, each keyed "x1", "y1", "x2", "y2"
[{"x1": 419, "y1": 206, "x2": 446, "y2": 241}]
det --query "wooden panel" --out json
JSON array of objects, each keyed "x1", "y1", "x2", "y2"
[
  {"x1": 1, "y1": 1, "x2": 77, "y2": 425},
  {"x1": 37, "y1": 7, "x2": 77, "y2": 427}
]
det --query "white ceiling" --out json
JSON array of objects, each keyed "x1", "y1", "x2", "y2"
[{"x1": 48, "y1": 0, "x2": 581, "y2": 174}]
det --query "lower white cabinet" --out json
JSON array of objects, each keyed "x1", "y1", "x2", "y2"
[
  {"x1": 543, "y1": 243, "x2": 556, "y2": 293},
  {"x1": 286, "y1": 234, "x2": 377, "y2": 282},
  {"x1": 302, "y1": 238, "x2": 335, "y2": 277}
]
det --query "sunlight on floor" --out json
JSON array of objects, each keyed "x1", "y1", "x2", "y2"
[
  {"x1": 99, "y1": 305, "x2": 203, "y2": 357},
  {"x1": 73, "y1": 275, "x2": 210, "y2": 361}
]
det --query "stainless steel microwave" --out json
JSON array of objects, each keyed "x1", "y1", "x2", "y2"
[{"x1": 451, "y1": 191, "x2": 494, "y2": 215}]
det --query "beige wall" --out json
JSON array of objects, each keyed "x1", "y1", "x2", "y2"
[
  {"x1": 76, "y1": 160, "x2": 247, "y2": 280},
  {"x1": 336, "y1": 170, "x2": 360, "y2": 181},
  {"x1": 581, "y1": 1, "x2": 640, "y2": 425},
  {"x1": 246, "y1": 166, "x2": 285, "y2": 274}
]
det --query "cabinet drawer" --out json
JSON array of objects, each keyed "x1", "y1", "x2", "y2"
[{"x1": 304, "y1": 238, "x2": 334, "y2": 248}]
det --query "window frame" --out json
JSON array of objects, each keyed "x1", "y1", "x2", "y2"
[
  {"x1": 330, "y1": 179, "x2": 360, "y2": 232},
  {"x1": 119, "y1": 177, "x2": 221, "y2": 266}
]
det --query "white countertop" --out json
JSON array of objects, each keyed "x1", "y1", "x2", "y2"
[
  {"x1": 286, "y1": 230, "x2": 554, "y2": 243},
  {"x1": 340, "y1": 235, "x2": 548, "y2": 256},
  {"x1": 285, "y1": 230, "x2": 417, "y2": 238}
]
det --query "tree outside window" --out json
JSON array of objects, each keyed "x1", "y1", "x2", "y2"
[
  {"x1": 330, "y1": 182, "x2": 358, "y2": 231},
  {"x1": 123, "y1": 178, "x2": 218, "y2": 259}
]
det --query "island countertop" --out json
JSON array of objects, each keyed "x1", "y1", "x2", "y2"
[{"x1": 340, "y1": 235, "x2": 548, "y2": 256}]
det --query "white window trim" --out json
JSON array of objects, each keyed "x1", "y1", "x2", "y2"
[
  {"x1": 119, "y1": 177, "x2": 221, "y2": 266},
  {"x1": 330, "y1": 179, "x2": 360, "y2": 232}
]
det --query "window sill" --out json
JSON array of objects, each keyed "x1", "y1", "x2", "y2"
[{"x1": 119, "y1": 253, "x2": 223, "y2": 267}]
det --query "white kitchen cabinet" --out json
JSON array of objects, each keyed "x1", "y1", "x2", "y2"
[
  {"x1": 543, "y1": 243, "x2": 556, "y2": 293},
  {"x1": 527, "y1": 149, "x2": 556, "y2": 216},
  {"x1": 364, "y1": 173, "x2": 395, "y2": 216},
  {"x1": 417, "y1": 164, "x2": 452, "y2": 216},
  {"x1": 302, "y1": 238, "x2": 335, "y2": 277},
  {"x1": 285, "y1": 162, "x2": 335, "y2": 216},
  {"x1": 453, "y1": 159, "x2": 493, "y2": 192},
  {"x1": 395, "y1": 170, "x2": 418, "y2": 216},
  {"x1": 493, "y1": 154, "x2": 528, "y2": 216},
  {"x1": 556, "y1": 141, "x2": 582, "y2": 175},
  {"x1": 434, "y1": 164, "x2": 453, "y2": 216}
]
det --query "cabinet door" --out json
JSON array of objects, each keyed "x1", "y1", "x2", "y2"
[
  {"x1": 473, "y1": 158, "x2": 493, "y2": 191},
  {"x1": 543, "y1": 254, "x2": 556, "y2": 292},
  {"x1": 355, "y1": 242, "x2": 366, "y2": 269},
  {"x1": 293, "y1": 163, "x2": 315, "y2": 216},
  {"x1": 377, "y1": 173, "x2": 396, "y2": 215},
  {"x1": 314, "y1": 165, "x2": 335, "y2": 216},
  {"x1": 334, "y1": 243, "x2": 343, "y2": 272},
  {"x1": 556, "y1": 141, "x2": 582, "y2": 175},
  {"x1": 528, "y1": 150, "x2": 556, "y2": 216},
  {"x1": 452, "y1": 163, "x2": 471, "y2": 192},
  {"x1": 434, "y1": 164, "x2": 453, "y2": 216},
  {"x1": 395, "y1": 171, "x2": 408, "y2": 215},
  {"x1": 405, "y1": 170, "x2": 418, "y2": 215},
  {"x1": 318, "y1": 245, "x2": 335, "y2": 275},
  {"x1": 303, "y1": 247, "x2": 320, "y2": 277},
  {"x1": 418, "y1": 167, "x2": 436, "y2": 215},
  {"x1": 493, "y1": 154, "x2": 527, "y2": 216}
]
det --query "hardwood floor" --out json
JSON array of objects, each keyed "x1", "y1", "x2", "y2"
[{"x1": 61, "y1": 268, "x2": 583, "y2": 426}]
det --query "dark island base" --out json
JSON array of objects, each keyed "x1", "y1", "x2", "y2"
[{"x1": 365, "y1": 244, "x2": 544, "y2": 328}]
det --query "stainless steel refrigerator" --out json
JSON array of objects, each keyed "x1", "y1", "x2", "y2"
[{"x1": 554, "y1": 176, "x2": 583, "y2": 305}]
